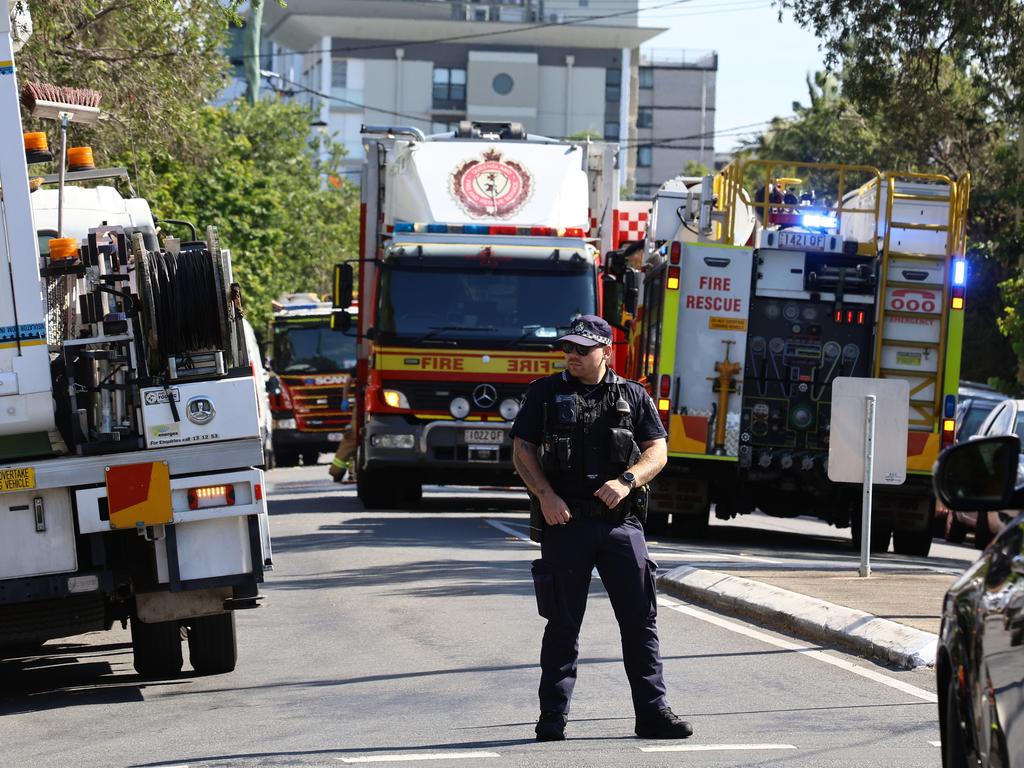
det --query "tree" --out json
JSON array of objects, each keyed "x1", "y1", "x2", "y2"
[
  {"x1": 136, "y1": 101, "x2": 361, "y2": 331},
  {"x1": 14, "y1": 0, "x2": 237, "y2": 160}
]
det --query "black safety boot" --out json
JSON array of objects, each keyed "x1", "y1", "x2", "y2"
[
  {"x1": 535, "y1": 712, "x2": 568, "y2": 741},
  {"x1": 634, "y1": 707, "x2": 693, "y2": 739}
]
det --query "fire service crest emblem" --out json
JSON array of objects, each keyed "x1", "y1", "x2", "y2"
[{"x1": 450, "y1": 148, "x2": 533, "y2": 219}]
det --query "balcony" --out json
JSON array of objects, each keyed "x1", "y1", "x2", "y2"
[{"x1": 639, "y1": 48, "x2": 718, "y2": 70}]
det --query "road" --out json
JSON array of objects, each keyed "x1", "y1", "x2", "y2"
[{"x1": 0, "y1": 462, "x2": 967, "y2": 768}]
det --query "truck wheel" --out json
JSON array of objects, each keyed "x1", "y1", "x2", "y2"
[
  {"x1": 670, "y1": 505, "x2": 710, "y2": 538},
  {"x1": 401, "y1": 481, "x2": 422, "y2": 507},
  {"x1": 643, "y1": 513, "x2": 668, "y2": 537},
  {"x1": 850, "y1": 514, "x2": 891, "y2": 553},
  {"x1": 131, "y1": 617, "x2": 183, "y2": 678},
  {"x1": 275, "y1": 449, "x2": 299, "y2": 468},
  {"x1": 302, "y1": 451, "x2": 320, "y2": 466},
  {"x1": 357, "y1": 468, "x2": 401, "y2": 509},
  {"x1": 187, "y1": 612, "x2": 237, "y2": 675},
  {"x1": 892, "y1": 526, "x2": 933, "y2": 557}
]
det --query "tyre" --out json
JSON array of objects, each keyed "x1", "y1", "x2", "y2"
[
  {"x1": 669, "y1": 504, "x2": 710, "y2": 538},
  {"x1": 643, "y1": 513, "x2": 668, "y2": 537},
  {"x1": 131, "y1": 616, "x2": 183, "y2": 678},
  {"x1": 893, "y1": 526, "x2": 933, "y2": 557},
  {"x1": 187, "y1": 612, "x2": 237, "y2": 675},
  {"x1": 275, "y1": 448, "x2": 299, "y2": 468},
  {"x1": 850, "y1": 514, "x2": 891, "y2": 553},
  {"x1": 942, "y1": 677, "x2": 969, "y2": 768},
  {"x1": 357, "y1": 468, "x2": 401, "y2": 509},
  {"x1": 302, "y1": 451, "x2": 320, "y2": 466},
  {"x1": 401, "y1": 481, "x2": 422, "y2": 507}
]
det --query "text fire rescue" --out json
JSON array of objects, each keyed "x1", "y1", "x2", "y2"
[{"x1": 685, "y1": 276, "x2": 743, "y2": 313}]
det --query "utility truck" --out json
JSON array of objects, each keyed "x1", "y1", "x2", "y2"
[
  {"x1": 332, "y1": 121, "x2": 630, "y2": 509},
  {"x1": 0, "y1": 1, "x2": 270, "y2": 675},
  {"x1": 621, "y1": 160, "x2": 969, "y2": 557}
]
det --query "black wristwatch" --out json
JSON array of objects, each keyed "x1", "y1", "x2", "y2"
[{"x1": 619, "y1": 471, "x2": 637, "y2": 490}]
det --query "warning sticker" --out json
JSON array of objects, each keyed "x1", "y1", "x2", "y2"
[
  {"x1": 896, "y1": 351, "x2": 923, "y2": 366},
  {"x1": 709, "y1": 316, "x2": 747, "y2": 332}
]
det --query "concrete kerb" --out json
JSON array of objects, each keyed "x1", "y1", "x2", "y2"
[{"x1": 657, "y1": 566, "x2": 938, "y2": 670}]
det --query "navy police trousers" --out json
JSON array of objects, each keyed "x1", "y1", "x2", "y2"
[{"x1": 531, "y1": 514, "x2": 668, "y2": 716}]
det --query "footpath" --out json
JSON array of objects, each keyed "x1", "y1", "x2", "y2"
[{"x1": 656, "y1": 551, "x2": 965, "y2": 671}]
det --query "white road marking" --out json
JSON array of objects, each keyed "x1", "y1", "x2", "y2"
[
  {"x1": 657, "y1": 597, "x2": 938, "y2": 704},
  {"x1": 336, "y1": 752, "x2": 500, "y2": 763},
  {"x1": 486, "y1": 519, "x2": 539, "y2": 546},
  {"x1": 929, "y1": 740, "x2": 942, "y2": 747},
  {"x1": 639, "y1": 743, "x2": 796, "y2": 753},
  {"x1": 648, "y1": 551, "x2": 782, "y2": 564}
]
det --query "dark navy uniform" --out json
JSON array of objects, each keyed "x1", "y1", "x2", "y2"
[{"x1": 512, "y1": 368, "x2": 669, "y2": 719}]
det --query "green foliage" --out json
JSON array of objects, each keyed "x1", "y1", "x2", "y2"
[
  {"x1": 682, "y1": 160, "x2": 711, "y2": 177},
  {"x1": 14, "y1": 0, "x2": 238, "y2": 159},
  {"x1": 135, "y1": 101, "x2": 360, "y2": 330},
  {"x1": 567, "y1": 129, "x2": 604, "y2": 141}
]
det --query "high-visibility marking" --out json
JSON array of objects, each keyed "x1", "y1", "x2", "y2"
[
  {"x1": 336, "y1": 752, "x2": 500, "y2": 763},
  {"x1": 657, "y1": 597, "x2": 938, "y2": 703},
  {"x1": 639, "y1": 743, "x2": 796, "y2": 753}
]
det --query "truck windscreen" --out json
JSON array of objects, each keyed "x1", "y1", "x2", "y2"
[
  {"x1": 273, "y1": 324, "x2": 357, "y2": 373},
  {"x1": 378, "y1": 262, "x2": 595, "y2": 343}
]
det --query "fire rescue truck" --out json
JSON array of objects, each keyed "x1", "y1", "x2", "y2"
[
  {"x1": 621, "y1": 160, "x2": 969, "y2": 557},
  {"x1": 267, "y1": 293, "x2": 357, "y2": 467},
  {"x1": 332, "y1": 121, "x2": 626, "y2": 509},
  {"x1": 0, "y1": 2, "x2": 269, "y2": 674}
]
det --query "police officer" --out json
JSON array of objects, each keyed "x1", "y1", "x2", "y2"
[{"x1": 511, "y1": 314, "x2": 693, "y2": 742}]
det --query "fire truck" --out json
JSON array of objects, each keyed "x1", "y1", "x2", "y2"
[
  {"x1": 267, "y1": 293, "x2": 357, "y2": 467},
  {"x1": 621, "y1": 160, "x2": 969, "y2": 557},
  {"x1": 332, "y1": 121, "x2": 626, "y2": 509},
  {"x1": 0, "y1": 2, "x2": 269, "y2": 674}
]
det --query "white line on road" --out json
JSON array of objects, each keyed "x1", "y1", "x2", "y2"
[
  {"x1": 649, "y1": 551, "x2": 783, "y2": 564},
  {"x1": 639, "y1": 743, "x2": 796, "y2": 753},
  {"x1": 336, "y1": 752, "x2": 501, "y2": 763},
  {"x1": 929, "y1": 741, "x2": 942, "y2": 747},
  {"x1": 486, "y1": 519, "x2": 539, "y2": 546},
  {"x1": 657, "y1": 597, "x2": 938, "y2": 704}
]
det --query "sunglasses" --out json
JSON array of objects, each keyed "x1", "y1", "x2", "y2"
[{"x1": 560, "y1": 341, "x2": 599, "y2": 356}]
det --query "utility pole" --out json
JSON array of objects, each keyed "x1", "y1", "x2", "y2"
[{"x1": 245, "y1": 0, "x2": 265, "y2": 105}]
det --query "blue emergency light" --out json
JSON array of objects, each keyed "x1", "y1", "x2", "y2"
[
  {"x1": 952, "y1": 259, "x2": 966, "y2": 286},
  {"x1": 801, "y1": 213, "x2": 838, "y2": 230}
]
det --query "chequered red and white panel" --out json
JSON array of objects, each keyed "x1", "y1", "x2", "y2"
[{"x1": 614, "y1": 203, "x2": 650, "y2": 248}]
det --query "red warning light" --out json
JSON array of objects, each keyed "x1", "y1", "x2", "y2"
[{"x1": 857, "y1": 310, "x2": 865, "y2": 325}]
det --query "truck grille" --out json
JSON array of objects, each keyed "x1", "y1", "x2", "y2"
[
  {"x1": 281, "y1": 376, "x2": 352, "y2": 432},
  {"x1": 384, "y1": 380, "x2": 526, "y2": 416}
]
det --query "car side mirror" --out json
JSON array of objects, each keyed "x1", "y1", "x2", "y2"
[{"x1": 933, "y1": 435, "x2": 1021, "y2": 511}]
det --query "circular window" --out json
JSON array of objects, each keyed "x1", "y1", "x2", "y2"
[{"x1": 492, "y1": 73, "x2": 514, "y2": 95}]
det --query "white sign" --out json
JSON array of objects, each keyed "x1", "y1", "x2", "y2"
[{"x1": 828, "y1": 377, "x2": 909, "y2": 485}]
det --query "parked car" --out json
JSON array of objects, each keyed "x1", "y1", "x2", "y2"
[
  {"x1": 934, "y1": 434, "x2": 1024, "y2": 767},
  {"x1": 941, "y1": 384, "x2": 1010, "y2": 543},
  {"x1": 963, "y1": 399, "x2": 1024, "y2": 548}
]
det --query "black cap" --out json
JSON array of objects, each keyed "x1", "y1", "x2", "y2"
[{"x1": 558, "y1": 314, "x2": 613, "y2": 347}]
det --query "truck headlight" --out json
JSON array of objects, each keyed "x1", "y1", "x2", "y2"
[
  {"x1": 275, "y1": 417, "x2": 297, "y2": 430},
  {"x1": 382, "y1": 389, "x2": 410, "y2": 409},
  {"x1": 450, "y1": 397, "x2": 470, "y2": 419},
  {"x1": 370, "y1": 433, "x2": 415, "y2": 449},
  {"x1": 500, "y1": 398, "x2": 520, "y2": 421}
]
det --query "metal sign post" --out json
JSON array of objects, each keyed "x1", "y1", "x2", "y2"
[
  {"x1": 859, "y1": 395, "x2": 876, "y2": 577},
  {"x1": 828, "y1": 377, "x2": 909, "y2": 578}
]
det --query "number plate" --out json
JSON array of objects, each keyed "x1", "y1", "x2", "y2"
[
  {"x1": 778, "y1": 231, "x2": 827, "y2": 252},
  {"x1": 464, "y1": 428, "x2": 504, "y2": 444},
  {"x1": 0, "y1": 467, "x2": 35, "y2": 492}
]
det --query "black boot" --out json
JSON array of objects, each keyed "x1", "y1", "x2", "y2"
[
  {"x1": 535, "y1": 712, "x2": 568, "y2": 741},
  {"x1": 635, "y1": 707, "x2": 693, "y2": 739}
]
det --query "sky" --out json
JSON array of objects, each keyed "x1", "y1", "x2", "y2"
[{"x1": 638, "y1": 0, "x2": 826, "y2": 154}]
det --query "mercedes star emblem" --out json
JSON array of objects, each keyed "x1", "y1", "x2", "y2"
[{"x1": 472, "y1": 383, "x2": 498, "y2": 409}]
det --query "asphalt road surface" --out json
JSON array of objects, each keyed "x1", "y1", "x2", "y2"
[{"x1": 0, "y1": 462, "x2": 960, "y2": 768}]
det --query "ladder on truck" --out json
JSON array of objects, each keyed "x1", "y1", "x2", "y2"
[{"x1": 873, "y1": 172, "x2": 971, "y2": 430}]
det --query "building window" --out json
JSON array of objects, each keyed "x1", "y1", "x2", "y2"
[
  {"x1": 637, "y1": 146, "x2": 652, "y2": 167},
  {"x1": 433, "y1": 67, "x2": 467, "y2": 107},
  {"x1": 492, "y1": 73, "x2": 514, "y2": 95},
  {"x1": 637, "y1": 107, "x2": 653, "y2": 128},
  {"x1": 579, "y1": 0, "x2": 589, "y2": 5},
  {"x1": 332, "y1": 59, "x2": 347, "y2": 88},
  {"x1": 604, "y1": 121, "x2": 619, "y2": 140},
  {"x1": 605, "y1": 67, "x2": 621, "y2": 103},
  {"x1": 639, "y1": 67, "x2": 653, "y2": 89}
]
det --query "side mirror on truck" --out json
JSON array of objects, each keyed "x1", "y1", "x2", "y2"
[
  {"x1": 331, "y1": 262, "x2": 355, "y2": 333},
  {"x1": 601, "y1": 267, "x2": 641, "y2": 329},
  {"x1": 623, "y1": 268, "x2": 640, "y2": 316}
]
